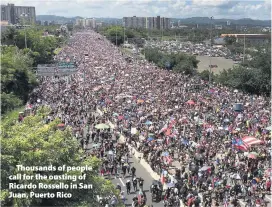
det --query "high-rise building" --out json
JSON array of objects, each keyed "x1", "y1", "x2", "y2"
[
  {"x1": 76, "y1": 18, "x2": 96, "y2": 28},
  {"x1": 156, "y1": 16, "x2": 161, "y2": 30},
  {"x1": 178, "y1": 20, "x2": 181, "y2": 27},
  {"x1": 227, "y1": 21, "x2": 231, "y2": 26},
  {"x1": 1, "y1": 3, "x2": 36, "y2": 25},
  {"x1": 123, "y1": 16, "x2": 170, "y2": 30}
]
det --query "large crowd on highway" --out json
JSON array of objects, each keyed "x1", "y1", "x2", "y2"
[{"x1": 28, "y1": 30, "x2": 271, "y2": 207}]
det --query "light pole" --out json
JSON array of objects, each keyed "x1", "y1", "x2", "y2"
[
  {"x1": 20, "y1": 13, "x2": 28, "y2": 48},
  {"x1": 208, "y1": 16, "x2": 213, "y2": 87},
  {"x1": 243, "y1": 28, "x2": 246, "y2": 63},
  {"x1": 123, "y1": 21, "x2": 125, "y2": 44}
]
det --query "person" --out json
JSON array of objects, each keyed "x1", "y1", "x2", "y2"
[
  {"x1": 133, "y1": 177, "x2": 138, "y2": 192},
  {"x1": 110, "y1": 195, "x2": 117, "y2": 207},
  {"x1": 131, "y1": 166, "x2": 136, "y2": 178},
  {"x1": 266, "y1": 178, "x2": 271, "y2": 192},
  {"x1": 122, "y1": 164, "x2": 127, "y2": 178},
  {"x1": 127, "y1": 163, "x2": 131, "y2": 174},
  {"x1": 126, "y1": 180, "x2": 131, "y2": 194},
  {"x1": 139, "y1": 177, "x2": 144, "y2": 191},
  {"x1": 116, "y1": 183, "x2": 121, "y2": 192},
  {"x1": 120, "y1": 191, "x2": 126, "y2": 204}
]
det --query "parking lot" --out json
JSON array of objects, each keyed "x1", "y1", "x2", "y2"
[{"x1": 196, "y1": 55, "x2": 235, "y2": 74}]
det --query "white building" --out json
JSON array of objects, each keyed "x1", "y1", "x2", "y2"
[{"x1": 76, "y1": 18, "x2": 96, "y2": 28}]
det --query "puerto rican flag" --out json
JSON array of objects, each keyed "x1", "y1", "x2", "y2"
[{"x1": 233, "y1": 136, "x2": 263, "y2": 151}]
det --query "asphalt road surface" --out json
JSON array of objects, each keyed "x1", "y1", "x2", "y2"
[{"x1": 101, "y1": 155, "x2": 165, "y2": 207}]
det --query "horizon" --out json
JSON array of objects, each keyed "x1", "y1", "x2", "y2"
[
  {"x1": 2, "y1": 0, "x2": 271, "y2": 21},
  {"x1": 36, "y1": 15, "x2": 271, "y2": 21}
]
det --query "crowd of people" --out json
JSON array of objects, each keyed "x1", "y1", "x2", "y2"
[{"x1": 28, "y1": 30, "x2": 271, "y2": 207}]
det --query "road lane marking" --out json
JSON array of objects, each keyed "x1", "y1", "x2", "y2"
[{"x1": 119, "y1": 178, "x2": 125, "y2": 186}]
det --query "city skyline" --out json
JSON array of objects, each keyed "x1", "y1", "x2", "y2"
[{"x1": 1, "y1": 0, "x2": 271, "y2": 20}]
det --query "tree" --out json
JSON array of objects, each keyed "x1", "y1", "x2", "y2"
[
  {"x1": 1, "y1": 46, "x2": 37, "y2": 111},
  {"x1": 215, "y1": 46, "x2": 271, "y2": 95},
  {"x1": 224, "y1": 35, "x2": 236, "y2": 45},
  {"x1": 1, "y1": 92, "x2": 23, "y2": 114},
  {"x1": 144, "y1": 47, "x2": 199, "y2": 75},
  {"x1": 1, "y1": 107, "x2": 120, "y2": 207},
  {"x1": 1, "y1": 27, "x2": 19, "y2": 46}
]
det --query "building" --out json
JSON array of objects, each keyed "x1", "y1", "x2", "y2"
[
  {"x1": 226, "y1": 21, "x2": 231, "y2": 26},
  {"x1": 220, "y1": 34, "x2": 271, "y2": 44},
  {"x1": 76, "y1": 18, "x2": 96, "y2": 28},
  {"x1": 1, "y1": 3, "x2": 36, "y2": 25},
  {"x1": 123, "y1": 16, "x2": 170, "y2": 30},
  {"x1": 178, "y1": 20, "x2": 181, "y2": 27},
  {"x1": 215, "y1": 25, "x2": 222, "y2": 30},
  {"x1": 1, "y1": 20, "x2": 9, "y2": 32}
]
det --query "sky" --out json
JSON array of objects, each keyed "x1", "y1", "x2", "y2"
[{"x1": 2, "y1": 0, "x2": 271, "y2": 20}]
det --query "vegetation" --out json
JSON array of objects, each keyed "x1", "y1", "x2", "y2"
[
  {"x1": 1, "y1": 26, "x2": 66, "y2": 114},
  {"x1": 201, "y1": 46, "x2": 271, "y2": 95},
  {"x1": 144, "y1": 47, "x2": 199, "y2": 75},
  {"x1": 1, "y1": 107, "x2": 120, "y2": 207},
  {"x1": 1, "y1": 46, "x2": 38, "y2": 114}
]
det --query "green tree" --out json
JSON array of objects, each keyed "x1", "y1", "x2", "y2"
[
  {"x1": 1, "y1": 107, "x2": 120, "y2": 207},
  {"x1": 1, "y1": 46, "x2": 37, "y2": 109},
  {"x1": 215, "y1": 46, "x2": 271, "y2": 95},
  {"x1": 224, "y1": 35, "x2": 236, "y2": 45}
]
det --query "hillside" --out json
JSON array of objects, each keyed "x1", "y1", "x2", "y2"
[{"x1": 36, "y1": 15, "x2": 271, "y2": 27}]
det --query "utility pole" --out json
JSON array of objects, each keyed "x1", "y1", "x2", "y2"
[
  {"x1": 20, "y1": 13, "x2": 28, "y2": 48},
  {"x1": 115, "y1": 27, "x2": 118, "y2": 46},
  {"x1": 115, "y1": 20, "x2": 118, "y2": 46},
  {"x1": 123, "y1": 25, "x2": 125, "y2": 44},
  {"x1": 243, "y1": 28, "x2": 246, "y2": 63},
  {"x1": 208, "y1": 16, "x2": 213, "y2": 87}
]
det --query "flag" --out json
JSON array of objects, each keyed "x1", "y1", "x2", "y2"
[{"x1": 224, "y1": 199, "x2": 228, "y2": 207}]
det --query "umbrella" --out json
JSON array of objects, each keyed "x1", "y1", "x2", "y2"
[
  {"x1": 199, "y1": 166, "x2": 211, "y2": 171},
  {"x1": 118, "y1": 115, "x2": 124, "y2": 120},
  {"x1": 248, "y1": 154, "x2": 257, "y2": 159},
  {"x1": 147, "y1": 137, "x2": 154, "y2": 141},
  {"x1": 223, "y1": 118, "x2": 230, "y2": 122},
  {"x1": 95, "y1": 123, "x2": 110, "y2": 129},
  {"x1": 195, "y1": 154, "x2": 203, "y2": 160},
  {"x1": 92, "y1": 144, "x2": 101, "y2": 148},
  {"x1": 166, "y1": 182, "x2": 175, "y2": 188},
  {"x1": 232, "y1": 173, "x2": 241, "y2": 180},
  {"x1": 57, "y1": 123, "x2": 65, "y2": 127},
  {"x1": 145, "y1": 120, "x2": 152, "y2": 125},
  {"x1": 187, "y1": 100, "x2": 195, "y2": 105},
  {"x1": 161, "y1": 152, "x2": 169, "y2": 156},
  {"x1": 249, "y1": 152, "x2": 258, "y2": 156},
  {"x1": 113, "y1": 113, "x2": 119, "y2": 116}
]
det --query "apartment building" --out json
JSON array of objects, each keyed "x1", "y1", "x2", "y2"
[
  {"x1": 1, "y1": 3, "x2": 36, "y2": 25},
  {"x1": 123, "y1": 16, "x2": 170, "y2": 30}
]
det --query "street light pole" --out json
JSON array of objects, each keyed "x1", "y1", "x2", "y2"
[
  {"x1": 20, "y1": 13, "x2": 28, "y2": 48},
  {"x1": 209, "y1": 16, "x2": 213, "y2": 87},
  {"x1": 123, "y1": 21, "x2": 125, "y2": 44},
  {"x1": 243, "y1": 29, "x2": 246, "y2": 63}
]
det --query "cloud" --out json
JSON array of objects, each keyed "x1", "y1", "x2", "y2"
[{"x1": 1, "y1": 0, "x2": 270, "y2": 20}]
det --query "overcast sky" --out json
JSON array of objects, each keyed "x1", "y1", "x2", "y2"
[{"x1": 2, "y1": 0, "x2": 271, "y2": 20}]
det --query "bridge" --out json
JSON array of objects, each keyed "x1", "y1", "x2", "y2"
[{"x1": 36, "y1": 62, "x2": 77, "y2": 77}]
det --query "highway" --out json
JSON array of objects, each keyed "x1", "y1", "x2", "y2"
[{"x1": 85, "y1": 139, "x2": 164, "y2": 207}]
